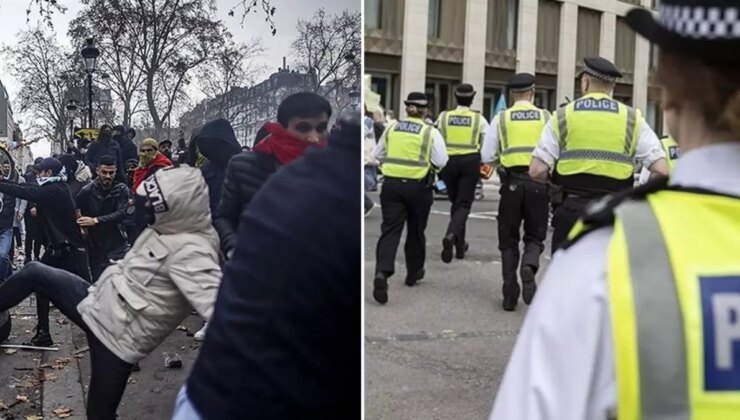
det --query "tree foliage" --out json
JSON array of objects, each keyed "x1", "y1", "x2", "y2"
[
  {"x1": 1, "y1": 29, "x2": 75, "y2": 146},
  {"x1": 291, "y1": 9, "x2": 360, "y2": 115}
]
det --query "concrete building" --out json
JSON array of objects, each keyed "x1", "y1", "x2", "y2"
[
  {"x1": 179, "y1": 62, "x2": 317, "y2": 147},
  {"x1": 365, "y1": 0, "x2": 665, "y2": 134}
]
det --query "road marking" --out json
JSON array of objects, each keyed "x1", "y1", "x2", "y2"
[
  {"x1": 366, "y1": 329, "x2": 519, "y2": 344},
  {"x1": 430, "y1": 209, "x2": 498, "y2": 220}
]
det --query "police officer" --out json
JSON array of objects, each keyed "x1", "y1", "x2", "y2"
[
  {"x1": 436, "y1": 83, "x2": 489, "y2": 262},
  {"x1": 490, "y1": 1, "x2": 740, "y2": 418},
  {"x1": 373, "y1": 92, "x2": 448, "y2": 305},
  {"x1": 529, "y1": 56, "x2": 669, "y2": 254},
  {"x1": 481, "y1": 73, "x2": 550, "y2": 311},
  {"x1": 639, "y1": 111, "x2": 681, "y2": 184}
]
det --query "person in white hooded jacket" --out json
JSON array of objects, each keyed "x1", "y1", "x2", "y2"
[{"x1": 0, "y1": 165, "x2": 221, "y2": 420}]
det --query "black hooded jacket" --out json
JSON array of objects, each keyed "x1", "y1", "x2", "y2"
[
  {"x1": 195, "y1": 119, "x2": 241, "y2": 217},
  {"x1": 114, "y1": 133, "x2": 139, "y2": 166}
]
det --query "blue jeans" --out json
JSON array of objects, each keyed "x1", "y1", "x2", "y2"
[
  {"x1": 172, "y1": 387, "x2": 203, "y2": 420},
  {"x1": 365, "y1": 165, "x2": 377, "y2": 191},
  {"x1": 0, "y1": 227, "x2": 14, "y2": 279}
]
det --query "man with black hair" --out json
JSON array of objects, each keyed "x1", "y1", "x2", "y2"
[
  {"x1": 113, "y1": 125, "x2": 139, "y2": 166},
  {"x1": 76, "y1": 155, "x2": 130, "y2": 282},
  {"x1": 23, "y1": 159, "x2": 44, "y2": 263},
  {"x1": 59, "y1": 154, "x2": 90, "y2": 202},
  {"x1": 436, "y1": 83, "x2": 489, "y2": 262},
  {"x1": 0, "y1": 157, "x2": 90, "y2": 346},
  {"x1": 214, "y1": 92, "x2": 332, "y2": 258}
]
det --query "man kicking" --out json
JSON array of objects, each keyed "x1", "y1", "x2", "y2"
[{"x1": 0, "y1": 166, "x2": 221, "y2": 420}]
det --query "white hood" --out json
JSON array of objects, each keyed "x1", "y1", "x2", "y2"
[{"x1": 135, "y1": 165, "x2": 212, "y2": 235}]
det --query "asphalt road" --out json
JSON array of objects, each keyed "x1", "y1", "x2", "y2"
[{"x1": 364, "y1": 183, "x2": 553, "y2": 420}]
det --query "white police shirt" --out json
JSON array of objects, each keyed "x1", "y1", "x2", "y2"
[
  {"x1": 374, "y1": 120, "x2": 449, "y2": 170},
  {"x1": 481, "y1": 101, "x2": 548, "y2": 164},
  {"x1": 489, "y1": 142, "x2": 740, "y2": 420},
  {"x1": 531, "y1": 107, "x2": 666, "y2": 172}
]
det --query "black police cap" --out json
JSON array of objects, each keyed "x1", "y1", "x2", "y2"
[
  {"x1": 581, "y1": 56, "x2": 622, "y2": 82},
  {"x1": 404, "y1": 92, "x2": 429, "y2": 107},
  {"x1": 455, "y1": 83, "x2": 476, "y2": 98},
  {"x1": 507, "y1": 73, "x2": 536, "y2": 92}
]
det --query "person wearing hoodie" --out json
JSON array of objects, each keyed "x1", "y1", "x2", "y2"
[
  {"x1": 0, "y1": 166, "x2": 221, "y2": 418},
  {"x1": 59, "y1": 154, "x2": 90, "y2": 203},
  {"x1": 213, "y1": 92, "x2": 332, "y2": 258},
  {"x1": 112, "y1": 125, "x2": 139, "y2": 166},
  {"x1": 195, "y1": 119, "x2": 242, "y2": 217},
  {"x1": 23, "y1": 159, "x2": 44, "y2": 263},
  {"x1": 85, "y1": 125, "x2": 126, "y2": 184},
  {"x1": 0, "y1": 158, "x2": 90, "y2": 346},
  {"x1": 130, "y1": 139, "x2": 172, "y2": 243},
  {"x1": 175, "y1": 107, "x2": 359, "y2": 420}
]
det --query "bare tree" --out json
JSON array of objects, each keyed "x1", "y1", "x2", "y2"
[
  {"x1": 196, "y1": 36, "x2": 265, "y2": 122},
  {"x1": 69, "y1": 1, "x2": 147, "y2": 127},
  {"x1": 1, "y1": 29, "x2": 75, "y2": 149},
  {"x1": 291, "y1": 9, "x2": 360, "y2": 115}
]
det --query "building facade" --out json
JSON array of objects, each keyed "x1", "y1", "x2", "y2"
[
  {"x1": 179, "y1": 63, "x2": 317, "y2": 147},
  {"x1": 365, "y1": 0, "x2": 664, "y2": 134}
]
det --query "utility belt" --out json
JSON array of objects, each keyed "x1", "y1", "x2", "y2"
[
  {"x1": 385, "y1": 171, "x2": 435, "y2": 188},
  {"x1": 497, "y1": 166, "x2": 536, "y2": 185}
]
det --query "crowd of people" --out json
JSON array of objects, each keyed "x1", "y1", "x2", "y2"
[{"x1": 0, "y1": 91, "x2": 359, "y2": 419}]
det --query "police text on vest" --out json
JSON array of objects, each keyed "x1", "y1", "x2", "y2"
[
  {"x1": 574, "y1": 98, "x2": 618, "y2": 113},
  {"x1": 509, "y1": 110, "x2": 541, "y2": 121}
]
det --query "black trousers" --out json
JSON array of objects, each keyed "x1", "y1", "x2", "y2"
[
  {"x1": 0, "y1": 262, "x2": 132, "y2": 420},
  {"x1": 89, "y1": 246, "x2": 127, "y2": 283},
  {"x1": 550, "y1": 196, "x2": 595, "y2": 255},
  {"x1": 441, "y1": 153, "x2": 480, "y2": 246},
  {"x1": 497, "y1": 177, "x2": 549, "y2": 298},
  {"x1": 375, "y1": 178, "x2": 433, "y2": 276},
  {"x1": 36, "y1": 247, "x2": 91, "y2": 332},
  {"x1": 24, "y1": 216, "x2": 42, "y2": 261}
]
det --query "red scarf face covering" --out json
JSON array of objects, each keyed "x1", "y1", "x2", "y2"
[
  {"x1": 252, "y1": 122, "x2": 327, "y2": 165},
  {"x1": 132, "y1": 152, "x2": 173, "y2": 192}
]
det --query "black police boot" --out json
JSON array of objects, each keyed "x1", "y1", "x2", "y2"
[
  {"x1": 26, "y1": 326, "x2": 53, "y2": 347},
  {"x1": 373, "y1": 273, "x2": 389, "y2": 304},
  {"x1": 502, "y1": 296, "x2": 518, "y2": 312},
  {"x1": 441, "y1": 234, "x2": 455, "y2": 263},
  {"x1": 405, "y1": 268, "x2": 425, "y2": 287},
  {"x1": 455, "y1": 242, "x2": 469, "y2": 259},
  {"x1": 0, "y1": 311, "x2": 11, "y2": 343},
  {"x1": 521, "y1": 265, "x2": 537, "y2": 305},
  {"x1": 501, "y1": 281, "x2": 520, "y2": 312}
]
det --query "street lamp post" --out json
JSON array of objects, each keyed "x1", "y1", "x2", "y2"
[
  {"x1": 81, "y1": 38, "x2": 100, "y2": 128},
  {"x1": 66, "y1": 99, "x2": 78, "y2": 142},
  {"x1": 344, "y1": 52, "x2": 360, "y2": 109}
]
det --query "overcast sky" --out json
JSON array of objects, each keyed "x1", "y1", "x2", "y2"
[{"x1": 0, "y1": 0, "x2": 358, "y2": 157}]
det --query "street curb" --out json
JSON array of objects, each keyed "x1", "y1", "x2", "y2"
[{"x1": 42, "y1": 319, "x2": 86, "y2": 419}]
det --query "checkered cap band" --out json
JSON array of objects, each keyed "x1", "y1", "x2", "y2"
[
  {"x1": 584, "y1": 67, "x2": 616, "y2": 82},
  {"x1": 659, "y1": 4, "x2": 740, "y2": 39}
]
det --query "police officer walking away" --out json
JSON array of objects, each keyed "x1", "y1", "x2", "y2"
[
  {"x1": 373, "y1": 92, "x2": 448, "y2": 305},
  {"x1": 437, "y1": 84, "x2": 488, "y2": 262},
  {"x1": 482, "y1": 73, "x2": 550, "y2": 311},
  {"x1": 491, "y1": 1, "x2": 740, "y2": 418},
  {"x1": 529, "y1": 56, "x2": 668, "y2": 254}
]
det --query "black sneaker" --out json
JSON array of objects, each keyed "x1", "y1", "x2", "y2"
[
  {"x1": 455, "y1": 242, "x2": 469, "y2": 259},
  {"x1": 373, "y1": 273, "x2": 389, "y2": 304},
  {"x1": 521, "y1": 265, "x2": 537, "y2": 305},
  {"x1": 26, "y1": 328, "x2": 53, "y2": 347},
  {"x1": 0, "y1": 311, "x2": 11, "y2": 343},
  {"x1": 441, "y1": 234, "x2": 455, "y2": 263},
  {"x1": 405, "y1": 268, "x2": 425, "y2": 287}
]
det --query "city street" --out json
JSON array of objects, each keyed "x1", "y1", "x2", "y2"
[{"x1": 364, "y1": 182, "x2": 553, "y2": 419}]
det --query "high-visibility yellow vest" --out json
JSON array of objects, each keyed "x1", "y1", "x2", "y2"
[
  {"x1": 438, "y1": 108, "x2": 482, "y2": 156},
  {"x1": 497, "y1": 103, "x2": 549, "y2": 168},
  {"x1": 554, "y1": 92, "x2": 641, "y2": 180},
  {"x1": 608, "y1": 190, "x2": 740, "y2": 420},
  {"x1": 382, "y1": 118, "x2": 433, "y2": 180},
  {"x1": 661, "y1": 135, "x2": 680, "y2": 170}
]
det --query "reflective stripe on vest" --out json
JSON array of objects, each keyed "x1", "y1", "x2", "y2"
[
  {"x1": 661, "y1": 136, "x2": 680, "y2": 170},
  {"x1": 498, "y1": 105, "x2": 549, "y2": 168},
  {"x1": 608, "y1": 191, "x2": 740, "y2": 420},
  {"x1": 439, "y1": 109, "x2": 481, "y2": 155},
  {"x1": 555, "y1": 93, "x2": 639, "y2": 180},
  {"x1": 382, "y1": 119, "x2": 433, "y2": 180}
]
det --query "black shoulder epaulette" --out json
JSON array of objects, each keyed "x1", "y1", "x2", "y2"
[{"x1": 562, "y1": 176, "x2": 670, "y2": 249}]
